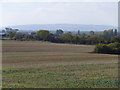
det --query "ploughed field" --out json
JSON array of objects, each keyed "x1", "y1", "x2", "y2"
[{"x1": 2, "y1": 40, "x2": 118, "y2": 88}]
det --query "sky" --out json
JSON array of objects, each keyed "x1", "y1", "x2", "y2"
[{"x1": 0, "y1": 0, "x2": 118, "y2": 27}]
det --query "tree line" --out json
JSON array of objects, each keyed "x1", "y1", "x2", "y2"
[
  {"x1": 2, "y1": 28, "x2": 120, "y2": 45},
  {"x1": 2, "y1": 28, "x2": 120, "y2": 54}
]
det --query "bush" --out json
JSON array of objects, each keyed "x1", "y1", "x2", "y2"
[
  {"x1": 94, "y1": 43, "x2": 120, "y2": 54},
  {"x1": 108, "y1": 42, "x2": 120, "y2": 48}
]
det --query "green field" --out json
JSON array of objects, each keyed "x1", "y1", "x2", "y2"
[{"x1": 2, "y1": 40, "x2": 118, "y2": 88}]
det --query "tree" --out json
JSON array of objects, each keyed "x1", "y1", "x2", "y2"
[
  {"x1": 2, "y1": 30, "x2": 5, "y2": 33},
  {"x1": 56, "y1": 29, "x2": 64, "y2": 35},
  {"x1": 77, "y1": 30, "x2": 80, "y2": 35},
  {"x1": 5, "y1": 27, "x2": 12, "y2": 33},
  {"x1": 103, "y1": 29, "x2": 114, "y2": 39},
  {"x1": 61, "y1": 33, "x2": 74, "y2": 43},
  {"x1": 89, "y1": 31, "x2": 94, "y2": 36},
  {"x1": 9, "y1": 31, "x2": 16, "y2": 39},
  {"x1": 114, "y1": 29, "x2": 117, "y2": 36},
  {"x1": 24, "y1": 34, "x2": 34, "y2": 41},
  {"x1": 86, "y1": 35, "x2": 103, "y2": 44},
  {"x1": 5, "y1": 27, "x2": 12, "y2": 31},
  {"x1": 77, "y1": 34, "x2": 86, "y2": 44},
  {"x1": 36, "y1": 30, "x2": 50, "y2": 41},
  {"x1": 15, "y1": 33, "x2": 24, "y2": 41},
  {"x1": 108, "y1": 29, "x2": 114, "y2": 37}
]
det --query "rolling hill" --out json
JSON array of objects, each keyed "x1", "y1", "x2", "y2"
[{"x1": 0, "y1": 24, "x2": 117, "y2": 31}]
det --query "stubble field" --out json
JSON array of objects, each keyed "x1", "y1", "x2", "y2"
[{"x1": 2, "y1": 40, "x2": 118, "y2": 88}]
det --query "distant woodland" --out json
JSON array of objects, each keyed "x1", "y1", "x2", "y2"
[{"x1": 1, "y1": 28, "x2": 120, "y2": 54}]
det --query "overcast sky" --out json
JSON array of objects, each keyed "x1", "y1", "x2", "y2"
[{"x1": 0, "y1": 0, "x2": 118, "y2": 27}]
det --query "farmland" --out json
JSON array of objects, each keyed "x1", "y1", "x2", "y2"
[{"x1": 2, "y1": 40, "x2": 118, "y2": 88}]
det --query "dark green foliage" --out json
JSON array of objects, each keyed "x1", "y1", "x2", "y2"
[
  {"x1": 36, "y1": 30, "x2": 50, "y2": 41},
  {"x1": 9, "y1": 31, "x2": 16, "y2": 39},
  {"x1": 89, "y1": 31, "x2": 94, "y2": 36},
  {"x1": 77, "y1": 30, "x2": 80, "y2": 35},
  {"x1": 14, "y1": 33, "x2": 24, "y2": 41},
  {"x1": 94, "y1": 44, "x2": 112, "y2": 54},
  {"x1": 61, "y1": 33, "x2": 74, "y2": 43},
  {"x1": 103, "y1": 29, "x2": 114, "y2": 39},
  {"x1": 94, "y1": 43, "x2": 120, "y2": 54},
  {"x1": 2, "y1": 28, "x2": 120, "y2": 47},
  {"x1": 56, "y1": 29, "x2": 64, "y2": 35},
  {"x1": 110, "y1": 36, "x2": 120, "y2": 43},
  {"x1": 24, "y1": 34, "x2": 34, "y2": 41},
  {"x1": 114, "y1": 29, "x2": 117, "y2": 36},
  {"x1": 86, "y1": 35, "x2": 104, "y2": 44}
]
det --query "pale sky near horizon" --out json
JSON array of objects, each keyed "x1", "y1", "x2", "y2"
[{"x1": 0, "y1": 0, "x2": 118, "y2": 27}]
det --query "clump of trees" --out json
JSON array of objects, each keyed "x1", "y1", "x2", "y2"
[{"x1": 94, "y1": 43, "x2": 120, "y2": 54}]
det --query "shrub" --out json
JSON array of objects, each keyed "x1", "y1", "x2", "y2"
[{"x1": 94, "y1": 43, "x2": 120, "y2": 54}]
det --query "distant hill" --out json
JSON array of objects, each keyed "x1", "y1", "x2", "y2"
[{"x1": 0, "y1": 24, "x2": 117, "y2": 32}]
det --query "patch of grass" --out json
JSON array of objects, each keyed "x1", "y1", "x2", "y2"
[{"x1": 3, "y1": 63, "x2": 118, "y2": 88}]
